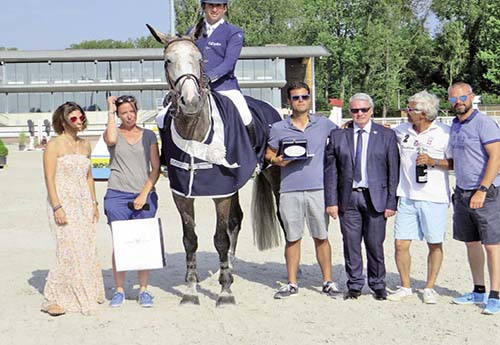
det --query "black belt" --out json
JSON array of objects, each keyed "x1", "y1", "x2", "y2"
[
  {"x1": 455, "y1": 186, "x2": 475, "y2": 193},
  {"x1": 352, "y1": 187, "x2": 368, "y2": 192},
  {"x1": 456, "y1": 185, "x2": 497, "y2": 193}
]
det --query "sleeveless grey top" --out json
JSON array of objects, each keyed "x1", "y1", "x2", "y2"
[{"x1": 107, "y1": 128, "x2": 157, "y2": 193}]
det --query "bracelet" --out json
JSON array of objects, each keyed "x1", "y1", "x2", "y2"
[
  {"x1": 92, "y1": 200, "x2": 99, "y2": 206},
  {"x1": 53, "y1": 204, "x2": 62, "y2": 212},
  {"x1": 108, "y1": 111, "x2": 116, "y2": 116}
]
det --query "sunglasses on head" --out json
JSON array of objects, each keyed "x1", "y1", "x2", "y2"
[
  {"x1": 290, "y1": 94, "x2": 310, "y2": 101},
  {"x1": 115, "y1": 95, "x2": 136, "y2": 105},
  {"x1": 448, "y1": 94, "x2": 469, "y2": 103},
  {"x1": 405, "y1": 107, "x2": 423, "y2": 113},
  {"x1": 350, "y1": 107, "x2": 371, "y2": 114},
  {"x1": 69, "y1": 115, "x2": 86, "y2": 123}
]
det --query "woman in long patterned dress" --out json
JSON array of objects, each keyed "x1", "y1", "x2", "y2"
[{"x1": 41, "y1": 102, "x2": 105, "y2": 316}]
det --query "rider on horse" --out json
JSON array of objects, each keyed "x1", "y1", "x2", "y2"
[{"x1": 190, "y1": 0, "x2": 257, "y2": 147}]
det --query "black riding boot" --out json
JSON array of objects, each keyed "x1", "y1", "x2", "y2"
[{"x1": 245, "y1": 122, "x2": 257, "y2": 150}]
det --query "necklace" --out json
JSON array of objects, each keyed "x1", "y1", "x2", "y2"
[{"x1": 63, "y1": 133, "x2": 79, "y2": 154}]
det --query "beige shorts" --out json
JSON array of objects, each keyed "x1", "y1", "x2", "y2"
[{"x1": 279, "y1": 189, "x2": 329, "y2": 242}]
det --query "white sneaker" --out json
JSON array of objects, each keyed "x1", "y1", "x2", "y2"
[
  {"x1": 423, "y1": 288, "x2": 439, "y2": 304},
  {"x1": 387, "y1": 286, "x2": 413, "y2": 301}
]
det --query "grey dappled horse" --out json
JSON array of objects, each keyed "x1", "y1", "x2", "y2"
[{"x1": 147, "y1": 24, "x2": 282, "y2": 306}]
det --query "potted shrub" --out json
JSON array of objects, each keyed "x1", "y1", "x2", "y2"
[
  {"x1": 0, "y1": 139, "x2": 8, "y2": 168},
  {"x1": 19, "y1": 131, "x2": 27, "y2": 151}
]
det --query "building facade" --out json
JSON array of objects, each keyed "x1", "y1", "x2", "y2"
[{"x1": 0, "y1": 46, "x2": 329, "y2": 116}]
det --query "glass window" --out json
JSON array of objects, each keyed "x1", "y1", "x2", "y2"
[
  {"x1": 97, "y1": 61, "x2": 113, "y2": 82},
  {"x1": 28, "y1": 93, "x2": 42, "y2": 112},
  {"x1": 154, "y1": 90, "x2": 166, "y2": 109},
  {"x1": 239, "y1": 60, "x2": 254, "y2": 81},
  {"x1": 95, "y1": 91, "x2": 109, "y2": 111},
  {"x1": 28, "y1": 63, "x2": 50, "y2": 85},
  {"x1": 254, "y1": 60, "x2": 267, "y2": 80},
  {"x1": 119, "y1": 61, "x2": 141, "y2": 83},
  {"x1": 5, "y1": 63, "x2": 28, "y2": 85},
  {"x1": 142, "y1": 61, "x2": 165, "y2": 82},
  {"x1": 40, "y1": 93, "x2": 51, "y2": 112},
  {"x1": 154, "y1": 61, "x2": 166, "y2": 82},
  {"x1": 110, "y1": 62, "x2": 121, "y2": 82},
  {"x1": 51, "y1": 63, "x2": 72, "y2": 84},
  {"x1": 276, "y1": 58, "x2": 286, "y2": 80},
  {"x1": 62, "y1": 63, "x2": 74, "y2": 83},
  {"x1": 53, "y1": 92, "x2": 64, "y2": 108},
  {"x1": 0, "y1": 93, "x2": 6, "y2": 113},
  {"x1": 74, "y1": 62, "x2": 95, "y2": 83}
]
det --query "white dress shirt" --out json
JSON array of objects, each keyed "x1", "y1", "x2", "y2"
[{"x1": 353, "y1": 121, "x2": 372, "y2": 188}]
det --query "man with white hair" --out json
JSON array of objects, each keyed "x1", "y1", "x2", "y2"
[{"x1": 388, "y1": 90, "x2": 453, "y2": 304}]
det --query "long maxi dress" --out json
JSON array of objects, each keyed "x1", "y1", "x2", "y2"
[{"x1": 42, "y1": 153, "x2": 105, "y2": 315}]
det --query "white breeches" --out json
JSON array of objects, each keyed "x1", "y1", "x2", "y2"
[{"x1": 217, "y1": 89, "x2": 253, "y2": 126}]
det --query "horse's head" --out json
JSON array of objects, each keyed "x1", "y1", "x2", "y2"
[{"x1": 147, "y1": 24, "x2": 207, "y2": 116}]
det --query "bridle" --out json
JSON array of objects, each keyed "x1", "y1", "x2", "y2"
[{"x1": 163, "y1": 38, "x2": 209, "y2": 117}]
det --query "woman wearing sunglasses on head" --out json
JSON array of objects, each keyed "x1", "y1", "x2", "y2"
[
  {"x1": 103, "y1": 95, "x2": 160, "y2": 308},
  {"x1": 41, "y1": 102, "x2": 105, "y2": 316}
]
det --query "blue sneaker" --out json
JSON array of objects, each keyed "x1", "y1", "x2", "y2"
[
  {"x1": 109, "y1": 292, "x2": 125, "y2": 307},
  {"x1": 452, "y1": 292, "x2": 486, "y2": 305},
  {"x1": 482, "y1": 298, "x2": 500, "y2": 315},
  {"x1": 138, "y1": 291, "x2": 154, "y2": 307}
]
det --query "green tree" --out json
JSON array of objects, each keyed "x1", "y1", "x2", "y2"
[
  {"x1": 174, "y1": 0, "x2": 200, "y2": 36},
  {"x1": 477, "y1": 3, "x2": 500, "y2": 93},
  {"x1": 230, "y1": 0, "x2": 302, "y2": 46},
  {"x1": 69, "y1": 39, "x2": 135, "y2": 49},
  {"x1": 433, "y1": 21, "x2": 468, "y2": 88}
]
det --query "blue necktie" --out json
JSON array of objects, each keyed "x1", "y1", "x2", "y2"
[{"x1": 354, "y1": 129, "x2": 364, "y2": 182}]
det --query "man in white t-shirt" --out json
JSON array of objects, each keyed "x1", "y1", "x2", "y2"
[{"x1": 388, "y1": 90, "x2": 453, "y2": 304}]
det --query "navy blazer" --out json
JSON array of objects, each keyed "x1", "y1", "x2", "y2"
[
  {"x1": 192, "y1": 22, "x2": 244, "y2": 91},
  {"x1": 324, "y1": 122, "x2": 399, "y2": 213}
]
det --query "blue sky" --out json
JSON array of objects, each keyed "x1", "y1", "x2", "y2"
[{"x1": 0, "y1": 0, "x2": 173, "y2": 50}]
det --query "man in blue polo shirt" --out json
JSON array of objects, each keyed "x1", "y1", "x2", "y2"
[
  {"x1": 449, "y1": 82, "x2": 500, "y2": 315},
  {"x1": 191, "y1": 0, "x2": 256, "y2": 144},
  {"x1": 266, "y1": 81, "x2": 338, "y2": 299}
]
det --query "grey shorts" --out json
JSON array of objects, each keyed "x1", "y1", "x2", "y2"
[
  {"x1": 452, "y1": 186, "x2": 500, "y2": 244},
  {"x1": 279, "y1": 189, "x2": 329, "y2": 242}
]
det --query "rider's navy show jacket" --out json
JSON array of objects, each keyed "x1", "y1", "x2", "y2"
[{"x1": 193, "y1": 21, "x2": 244, "y2": 92}]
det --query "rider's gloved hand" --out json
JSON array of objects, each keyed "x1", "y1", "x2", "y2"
[{"x1": 202, "y1": 74, "x2": 211, "y2": 87}]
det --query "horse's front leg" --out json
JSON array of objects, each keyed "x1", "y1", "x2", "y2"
[
  {"x1": 213, "y1": 196, "x2": 235, "y2": 306},
  {"x1": 172, "y1": 193, "x2": 200, "y2": 305},
  {"x1": 227, "y1": 192, "x2": 243, "y2": 269}
]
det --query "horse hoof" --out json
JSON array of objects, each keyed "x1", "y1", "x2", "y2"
[
  {"x1": 180, "y1": 295, "x2": 200, "y2": 305},
  {"x1": 216, "y1": 295, "x2": 235, "y2": 307}
]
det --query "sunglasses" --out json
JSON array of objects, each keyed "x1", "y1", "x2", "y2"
[
  {"x1": 448, "y1": 94, "x2": 469, "y2": 103},
  {"x1": 69, "y1": 115, "x2": 86, "y2": 123},
  {"x1": 290, "y1": 94, "x2": 311, "y2": 101},
  {"x1": 405, "y1": 107, "x2": 423, "y2": 113},
  {"x1": 115, "y1": 95, "x2": 136, "y2": 105},
  {"x1": 350, "y1": 107, "x2": 371, "y2": 114}
]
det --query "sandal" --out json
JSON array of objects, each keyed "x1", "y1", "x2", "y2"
[{"x1": 41, "y1": 304, "x2": 66, "y2": 317}]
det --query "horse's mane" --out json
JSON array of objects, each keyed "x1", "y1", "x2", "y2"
[{"x1": 193, "y1": 17, "x2": 205, "y2": 41}]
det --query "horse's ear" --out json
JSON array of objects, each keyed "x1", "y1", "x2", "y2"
[{"x1": 146, "y1": 24, "x2": 172, "y2": 46}]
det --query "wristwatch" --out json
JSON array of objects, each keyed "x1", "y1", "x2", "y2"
[{"x1": 478, "y1": 185, "x2": 489, "y2": 192}]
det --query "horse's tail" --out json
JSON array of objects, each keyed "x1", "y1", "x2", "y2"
[{"x1": 251, "y1": 170, "x2": 281, "y2": 251}]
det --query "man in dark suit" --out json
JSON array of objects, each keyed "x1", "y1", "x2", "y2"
[{"x1": 324, "y1": 93, "x2": 399, "y2": 300}]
